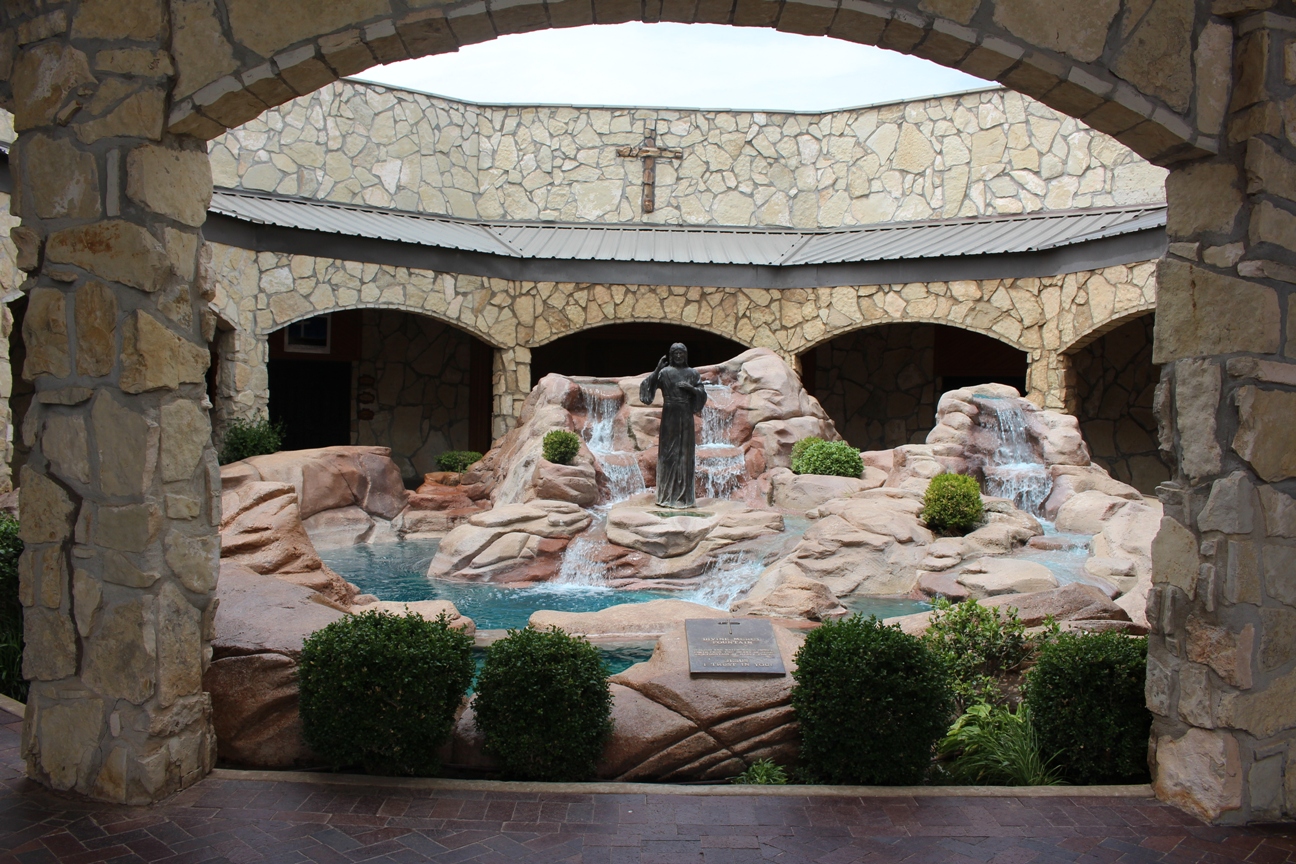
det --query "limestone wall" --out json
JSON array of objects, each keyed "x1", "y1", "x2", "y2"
[
  {"x1": 355, "y1": 309, "x2": 473, "y2": 481},
  {"x1": 0, "y1": 190, "x2": 20, "y2": 492},
  {"x1": 208, "y1": 81, "x2": 1167, "y2": 228},
  {"x1": 813, "y1": 323, "x2": 938, "y2": 450},
  {"x1": 207, "y1": 239, "x2": 1158, "y2": 434},
  {"x1": 1069, "y1": 314, "x2": 1168, "y2": 493}
]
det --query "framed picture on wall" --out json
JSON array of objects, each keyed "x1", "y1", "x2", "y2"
[{"x1": 284, "y1": 315, "x2": 331, "y2": 354}]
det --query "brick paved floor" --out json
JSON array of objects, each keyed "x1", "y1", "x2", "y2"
[{"x1": 0, "y1": 708, "x2": 1292, "y2": 864}]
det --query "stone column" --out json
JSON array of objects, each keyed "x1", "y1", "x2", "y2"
[
  {"x1": 1025, "y1": 349, "x2": 1075, "y2": 412},
  {"x1": 491, "y1": 345, "x2": 530, "y2": 442},
  {"x1": 1147, "y1": 10, "x2": 1296, "y2": 824},
  {"x1": 9, "y1": 12, "x2": 218, "y2": 803}
]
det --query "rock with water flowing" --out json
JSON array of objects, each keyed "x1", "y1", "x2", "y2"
[
  {"x1": 463, "y1": 347, "x2": 838, "y2": 510},
  {"x1": 426, "y1": 500, "x2": 593, "y2": 582}
]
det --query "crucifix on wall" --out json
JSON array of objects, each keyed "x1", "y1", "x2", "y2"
[{"x1": 618, "y1": 130, "x2": 683, "y2": 215}]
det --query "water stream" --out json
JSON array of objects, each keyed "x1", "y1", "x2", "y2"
[
  {"x1": 696, "y1": 384, "x2": 746, "y2": 500},
  {"x1": 579, "y1": 386, "x2": 646, "y2": 503},
  {"x1": 979, "y1": 397, "x2": 1052, "y2": 517}
]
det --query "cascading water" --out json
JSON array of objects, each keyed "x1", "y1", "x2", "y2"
[
  {"x1": 553, "y1": 532, "x2": 606, "y2": 587},
  {"x1": 684, "y1": 549, "x2": 766, "y2": 609},
  {"x1": 980, "y1": 398, "x2": 1052, "y2": 516},
  {"x1": 579, "y1": 386, "x2": 646, "y2": 503},
  {"x1": 696, "y1": 384, "x2": 746, "y2": 500}
]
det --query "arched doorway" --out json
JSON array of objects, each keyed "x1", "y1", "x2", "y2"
[
  {"x1": 1067, "y1": 313, "x2": 1167, "y2": 494},
  {"x1": 805, "y1": 323, "x2": 1027, "y2": 450},
  {"x1": 531, "y1": 323, "x2": 748, "y2": 381},
  {"x1": 267, "y1": 310, "x2": 494, "y2": 484}
]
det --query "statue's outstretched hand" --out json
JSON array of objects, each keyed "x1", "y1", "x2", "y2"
[{"x1": 656, "y1": 355, "x2": 669, "y2": 370}]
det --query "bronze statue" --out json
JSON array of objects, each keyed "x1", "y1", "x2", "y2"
[{"x1": 639, "y1": 343, "x2": 708, "y2": 509}]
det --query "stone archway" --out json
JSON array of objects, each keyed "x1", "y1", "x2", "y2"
[{"x1": 0, "y1": 0, "x2": 1291, "y2": 824}]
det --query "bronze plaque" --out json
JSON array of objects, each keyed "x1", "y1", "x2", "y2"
[{"x1": 685, "y1": 619, "x2": 786, "y2": 675}]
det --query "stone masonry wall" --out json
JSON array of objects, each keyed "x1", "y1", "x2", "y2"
[
  {"x1": 355, "y1": 308, "x2": 472, "y2": 481},
  {"x1": 813, "y1": 322, "x2": 938, "y2": 450},
  {"x1": 1069, "y1": 313, "x2": 1169, "y2": 494},
  {"x1": 208, "y1": 244, "x2": 1159, "y2": 437},
  {"x1": 206, "y1": 81, "x2": 1167, "y2": 228},
  {"x1": 0, "y1": 188, "x2": 22, "y2": 492}
]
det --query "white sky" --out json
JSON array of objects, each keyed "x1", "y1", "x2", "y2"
[{"x1": 351, "y1": 23, "x2": 992, "y2": 112}]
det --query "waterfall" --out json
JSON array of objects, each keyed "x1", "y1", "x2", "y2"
[
  {"x1": 980, "y1": 398, "x2": 1051, "y2": 516},
  {"x1": 696, "y1": 384, "x2": 746, "y2": 501},
  {"x1": 685, "y1": 549, "x2": 766, "y2": 609},
  {"x1": 554, "y1": 531, "x2": 606, "y2": 587},
  {"x1": 578, "y1": 386, "x2": 646, "y2": 503}
]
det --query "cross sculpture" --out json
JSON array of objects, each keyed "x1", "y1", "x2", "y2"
[{"x1": 617, "y1": 130, "x2": 683, "y2": 215}]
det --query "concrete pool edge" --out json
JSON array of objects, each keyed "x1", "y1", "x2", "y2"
[{"x1": 208, "y1": 768, "x2": 1154, "y2": 798}]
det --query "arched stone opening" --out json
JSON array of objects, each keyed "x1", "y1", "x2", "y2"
[
  {"x1": 531, "y1": 322, "x2": 748, "y2": 381},
  {"x1": 267, "y1": 309, "x2": 494, "y2": 484},
  {"x1": 1066, "y1": 312, "x2": 1167, "y2": 494},
  {"x1": 805, "y1": 322, "x2": 1027, "y2": 450}
]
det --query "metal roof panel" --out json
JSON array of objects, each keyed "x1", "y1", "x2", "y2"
[{"x1": 209, "y1": 190, "x2": 1165, "y2": 269}]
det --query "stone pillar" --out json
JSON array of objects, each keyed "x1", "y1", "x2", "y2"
[
  {"x1": 491, "y1": 345, "x2": 530, "y2": 442},
  {"x1": 1025, "y1": 349, "x2": 1075, "y2": 412},
  {"x1": 209, "y1": 321, "x2": 269, "y2": 452},
  {"x1": 1147, "y1": 10, "x2": 1296, "y2": 824},
  {"x1": 8, "y1": 13, "x2": 218, "y2": 803}
]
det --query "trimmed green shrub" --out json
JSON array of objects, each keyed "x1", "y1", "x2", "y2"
[
  {"x1": 732, "y1": 758, "x2": 789, "y2": 785},
  {"x1": 793, "y1": 439, "x2": 863, "y2": 478},
  {"x1": 922, "y1": 597, "x2": 1053, "y2": 708},
  {"x1": 437, "y1": 450, "x2": 483, "y2": 473},
  {"x1": 473, "y1": 626, "x2": 612, "y2": 781},
  {"x1": 921, "y1": 473, "x2": 984, "y2": 534},
  {"x1": 937, "y1": 703, "x2": 1061, "y2": 786},
  {"x1": 298, "y1": 610, "x2": 474, "y2": 776},
  {"x1": 0, "y1": 515, "x2": 24, "y2": 702},
  {"x1": 789, "y1": 436, "x2": 825, "y2": 474},
  {"x1": 542, "y1": 430, "x2": 581, "y2": 466},
  {"x1": 218, "y1": 415, "x2": 285, "y2": 465},
  {"x1": 1025, "y1": 631, "x2": 1150, "y2": 784},
  {"x1": 791, "y1": 615, "x2": 953, "y2": 785}
]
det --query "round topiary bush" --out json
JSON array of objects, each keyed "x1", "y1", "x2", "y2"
[
  {"x1": 789, "y1": 436, "x2": 825, "y2": 474},
  {"x1": 921, "y1": 473, "x2": 984, "y2": 534},
  {"x1": 298, "y1": 610, "x2": 474, "y2": 776},
  {"x1": 1024, "y1": 631, "x2": 1150, "y2": 784},
  {"x1": 794, "y1": 439, "x2": 863, "y2": 478},
  {"x1": 218, "y1": 415, "x2": 285, "y2": 465},
  {"x1": 542, "y1": 430, "x2": 581, "y2": 465},
  {"x1": 437, "y1": 450, "x2": 483, "y2": 473},
  {"x1": 791, "y1": 615, "x2": 953, "y2": 785},
  {"x1": 473, "y1": 626, "x2": 612, "y2": 781}
]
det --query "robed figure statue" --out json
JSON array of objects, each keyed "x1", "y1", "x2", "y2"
[{"x1": 639, "y1": 343, "x2": 709, "y2": 509}]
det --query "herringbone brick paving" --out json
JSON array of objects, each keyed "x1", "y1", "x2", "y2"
[{"x1": 0, "y1": 708, "x2": 1291, "y2": 863}]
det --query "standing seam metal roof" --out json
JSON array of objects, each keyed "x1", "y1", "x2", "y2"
[{"x1": 208, "y1": 189, "x2": 1166, "y2": 267}]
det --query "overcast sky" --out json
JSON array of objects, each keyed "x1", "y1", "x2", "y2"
[{"x1": 351, "y1": 23, "x2": 992, "y2": 112}]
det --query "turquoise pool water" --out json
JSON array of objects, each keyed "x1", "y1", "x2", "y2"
[
  {"x1": 320, "y1": 538, "x2": 673, "y2": 631},
  {"x1": 319, "y1": 537, "x2": 932, "y2": 631}
]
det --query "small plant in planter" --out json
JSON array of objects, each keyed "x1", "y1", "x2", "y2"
[
  {"x1": 732, "y1": 758, "x2": 789, "y2": 785},
  {"x1": 0, "y1": 515, "x2": 24, "y2": 702},
  {"x1": 791, "y1": 615, "x2": 953, "y2": 785},
  {"x1": 921, "y1": 473, "x2": 984, "y2": 534},
  {"x1": 922, "y1": 597, "x2": 1054, "y2": 709},
  {"x1": 473, "y1": 625, "x2": 612, "y2": 781},
  {"x1": 936, "y1": 702, "x2": 1061, "y2": 786},
  {"x1": 542, "y1": 430, "x2": 581, "y2": 465},
  {"x1": 298, "y1": 610, "x2": 474, "y2": 776},
  {"x1": 436, "y1": 450, "x2": 483, "y2": 473},
  {"x1": 1025, "y1": 631, "x2": 1150, "y2": 784},
  {"x1": 792, "y1": 439, "x2": 863, "y2": 478},
  {"x1": 789, "y1": 436, "x2": 825, "y2": 474},
  {"x1": 218, "y1": 415, "x2": 285, "y2": 464}
]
